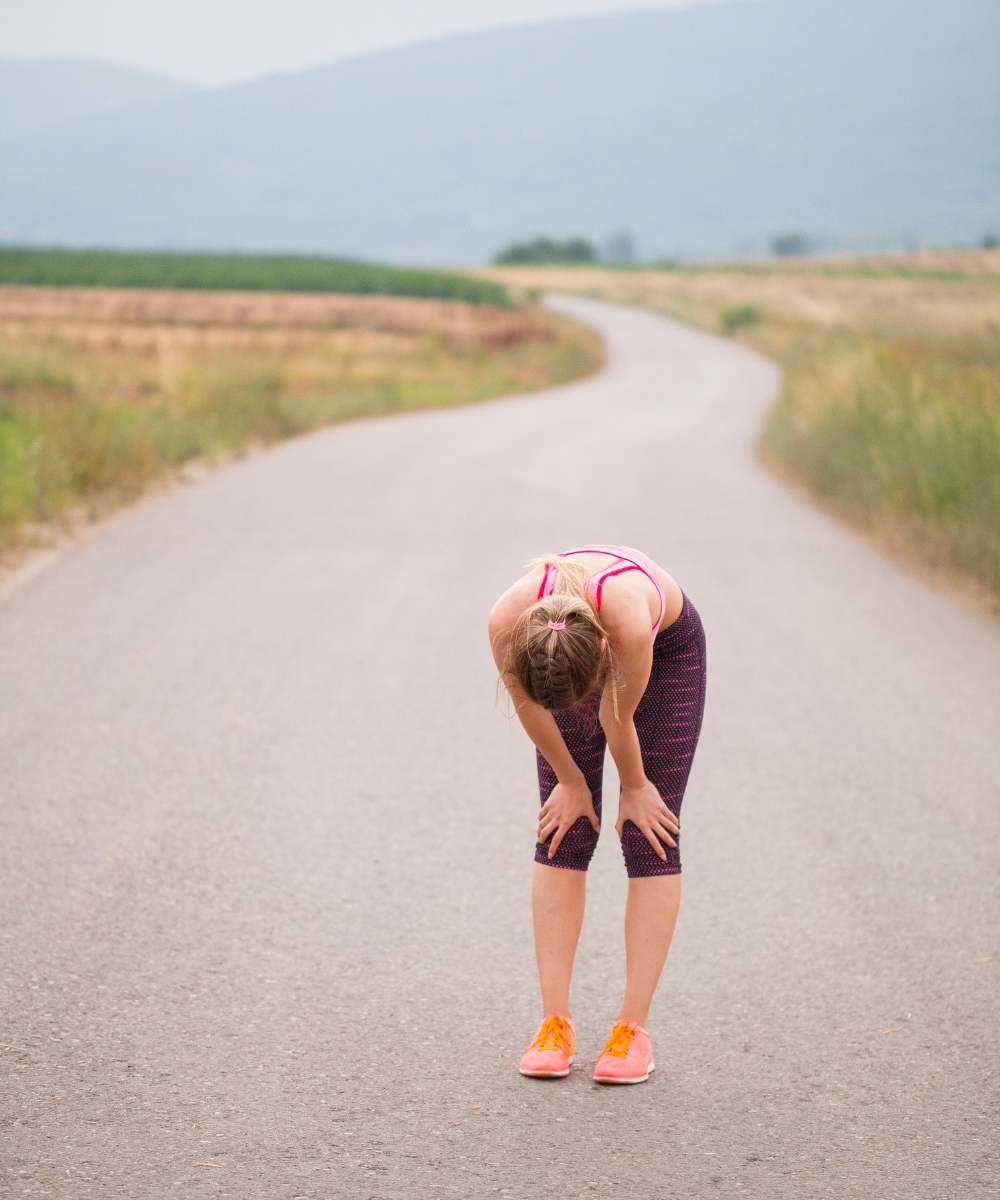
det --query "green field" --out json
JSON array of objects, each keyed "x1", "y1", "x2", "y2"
[{"x1": 0, "y1": 245, "x2": 511, "y2": 306}]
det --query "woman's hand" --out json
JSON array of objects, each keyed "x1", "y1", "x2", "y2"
[
  {"x1": 537, "y1": 777, "x2": 600, "y2": 859},
  {"x1": 616, "y1": 778, "x2": 680, "y2": 861}
]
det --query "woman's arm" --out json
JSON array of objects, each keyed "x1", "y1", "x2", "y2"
[
  {"x1": 488, "y1": 600, "x2": 600, "y2": 857},
  {"x1": 599, "y1": 620, "x2": 680, "y2": 858},
  {"x1": 602, "y1": 713, "x2": 647, "y2": 789},
  {"x1": 487, "y1": 603, "x2": 584, "y2": 783},
  {"x1": 598, "y1": 627, "x2": 653, "y2": 788},
  {"x1": 506, "y1": 683, "x2": 586, "y2": 785}
]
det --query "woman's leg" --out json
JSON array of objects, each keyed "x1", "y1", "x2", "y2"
[
  {"x1": 531, "y1": 861, "x2": 588, "y2": 1016},
  {"x1": 615, "y1": 595, "x2": 707, "y2": 1022},
  {"x1": 617, "y1": 875, "x2": 681, "y2": 1024},
  {"x1": 533, "y1": 698, "x2": 607, "y2": 1016}
]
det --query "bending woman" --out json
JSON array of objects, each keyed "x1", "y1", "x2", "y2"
[{"x1": 487, "y1": 544, "x2": 707, "y2": 1085}]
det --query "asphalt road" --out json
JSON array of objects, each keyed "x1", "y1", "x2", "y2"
[{"x1": 2, "y1": 294, "x2": 997, "y2": 1199}]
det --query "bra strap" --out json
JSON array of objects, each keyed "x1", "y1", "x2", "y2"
[
  {"x1": 591, "y1": 561, "x2": 638, "y2": 613},
  {"x1": 537, "y1": 562, "x2": 556, "y2": 600}
]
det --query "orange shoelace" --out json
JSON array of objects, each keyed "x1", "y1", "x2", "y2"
[
  {"x1": 600, "y1": 1020, "x2": 638, "y2": 1057},
  {"x1": 528, "y1": 1014, "x2": 574, "y2": 1055}
]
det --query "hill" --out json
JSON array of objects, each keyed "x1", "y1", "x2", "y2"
[
  {"x1": 1, "y1": 0, "x2": 996, "y2": 263},
  {"x1": 0, "y1": 57, "x2": 192, "y2": 141}
]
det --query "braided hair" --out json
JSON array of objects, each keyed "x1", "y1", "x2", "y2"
[{"x1": 499, "y1": 552, "x2": 623, "y2": 717}]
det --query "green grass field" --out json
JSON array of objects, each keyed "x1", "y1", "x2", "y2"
[{"x1": 0, "y1": 245, "x2": 510, "y2": 306}]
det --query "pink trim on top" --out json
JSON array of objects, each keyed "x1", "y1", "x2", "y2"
[
  {"x1": 592, "y1": 562, "x2": 635, "y2": 612},
  {"x1": 536, "y1": 544, "x2": 665, "y2": 633},
  {"x1": 537, "y1": 562, "x2": 554, "y2": 600}
]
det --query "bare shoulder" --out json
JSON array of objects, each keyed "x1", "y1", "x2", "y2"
[
  {"x1": 598, "y1": 550, "x2": 683, "y2": 638},
  {"x1": 598, "y1": 587, "x2": 655, "y2": 649},
  {"x1": 487, "y1": 568, "x2": 543, "y2": 669},
  {"x1": 488, "y1": 567, "x2": 541, "y2": 628},
  {"x1": 624, "y1": 551, "x2": 684, "y2": 632}
]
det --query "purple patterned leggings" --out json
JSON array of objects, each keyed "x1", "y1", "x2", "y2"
[{"x1": 535, "y1": 591, "x2": 707, "y2": 878}]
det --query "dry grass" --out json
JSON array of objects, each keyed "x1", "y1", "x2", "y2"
[
  {"x1": 695, "y1": 246, "x2": 1000, "y2": 277},
  {"x1": 0, "y1": 285, "x2": 552, "y2": 344},
  {"x1": 479, "y1": 265, "x2": 1000, "y2": 338},
  {"x1": 0, "y1": 286, "x2": 602, "y2": 570}
]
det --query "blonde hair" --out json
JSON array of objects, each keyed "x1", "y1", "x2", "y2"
[{"x1": 494, "y1": 551, "x2": 625, "y2": 719}]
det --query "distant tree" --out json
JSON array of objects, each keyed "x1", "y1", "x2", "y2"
[
  {"x1": 493, "y1": 236, "x2": 597, "y2": 265},
  {"x1": 601, "y1": 231, "x2": 637, "y2": 264},
  {"x1": 981, "y1": 233, "x2": 998, "y2": 249},
  {"x1": 770, "y1": 232, "x2": 812, "y2": 257},
  {"x1": 564, "y1": 238, "x2": 595, "y2": 263}
]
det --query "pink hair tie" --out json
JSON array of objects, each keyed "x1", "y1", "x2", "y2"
[{"x1": 546, "y1": 619, "x2": 566, "y2": 630}]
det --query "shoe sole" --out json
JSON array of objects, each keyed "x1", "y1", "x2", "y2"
[
  {"x1": 592, "y1": 1061, "x2": 655, "y2": 1084},
  {"x1": 519, "y1": 1055, "x2": 574, "y2": 1078}
]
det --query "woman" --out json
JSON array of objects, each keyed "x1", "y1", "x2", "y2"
[{"x1": 487, "y1": 543, "x2": 707, "y2": 1084}]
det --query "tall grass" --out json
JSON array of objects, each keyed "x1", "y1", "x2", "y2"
[{"x1": 760, "y1": 330, "x2": 1000, "y2": 594}]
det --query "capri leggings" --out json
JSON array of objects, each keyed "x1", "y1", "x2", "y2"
[{"x1": 535, "y1": 590, "x2": 707, "y2": 878}]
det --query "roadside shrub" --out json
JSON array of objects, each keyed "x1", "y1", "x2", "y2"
[{"x1": 721, "y1": 304, "x2": 763, "y2": 334}]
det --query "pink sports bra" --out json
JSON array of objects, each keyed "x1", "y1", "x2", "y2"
[{"x1": 536, "y1": 543, "x2": 666, "y2": 634}]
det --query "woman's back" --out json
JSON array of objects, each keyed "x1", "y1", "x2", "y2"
[{"x1": 536, "y1": 543, "x2": 679, "y2": 635}]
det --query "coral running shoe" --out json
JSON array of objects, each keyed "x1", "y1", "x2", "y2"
[
  {"x1": 518, "y1": 1012, "x2": 576, "y2": 1078},
  {"x1": 592, "y1": 1019, "x2": 655, "y2": 1084}
]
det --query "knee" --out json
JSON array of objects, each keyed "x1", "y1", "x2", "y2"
[
  {"x1": 535, "y1": 815, "x2": 600, "y2": 872},
  {"x1": 619, "y1": 819, "x2": 682, "y2": 878}
]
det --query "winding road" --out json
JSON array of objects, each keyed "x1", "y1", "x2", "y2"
[{"x1": 2, "y1": 294, "x2": 997, "y2": 1199}]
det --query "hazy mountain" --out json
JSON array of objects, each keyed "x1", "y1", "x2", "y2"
[
  {"x1": 0, "y1": 58, "x2": 194, "y2": 141},
  {"x1": 1, "y1": 0, "x2": 997, "y2": 263}
]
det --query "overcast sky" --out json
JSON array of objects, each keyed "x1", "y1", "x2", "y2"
[{"x1": 1, "y1": 0, "x2": 732, "y2": 86}]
